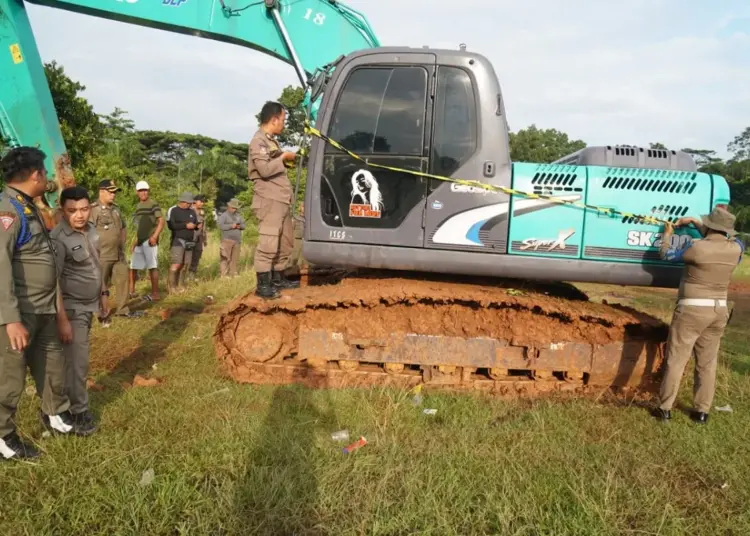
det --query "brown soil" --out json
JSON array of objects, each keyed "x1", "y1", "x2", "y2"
[
  {"x1": 729, "y1": 280, "x2": 750, "y2": 294},
  {"x1": 215, "y1": 271, "x2": 668, "y2": 393}
]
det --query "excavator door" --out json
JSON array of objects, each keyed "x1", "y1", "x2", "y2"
[{"x1": 306, "y1": 51, "x2": 437, "y2": 247}]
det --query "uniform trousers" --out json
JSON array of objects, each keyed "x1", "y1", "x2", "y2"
[
  {"x1": 100, "y1": 259, "x2": 129, "y2": 315},
  {"x1": 658, "y1": 303, "x2": 730, "y2": 413},
  {"x1": 0, "y1": 313, "x2": 70, "y2": 437},
  {"x1": 62, "y1": 310, "x2": 93, "y2": 415},
  {"x1": 252, "y1": 196, "x2": 293, "y2": 273}
]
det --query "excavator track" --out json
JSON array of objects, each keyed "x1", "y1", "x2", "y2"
[{"x1": 214, "y1": 270, "x2": 669, "y2": 396}]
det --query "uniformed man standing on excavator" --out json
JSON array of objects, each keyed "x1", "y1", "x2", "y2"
[
  {"x1": 247, "y1": 101, "x2": 300, "y2": 299},
  {"x1": 652, "y1": 206, "x2": 745, "y2": 425}
]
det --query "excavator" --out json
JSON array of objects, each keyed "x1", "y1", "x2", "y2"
[{"x1": 1, "y1": 0, "x2": 734, "y2": 395}]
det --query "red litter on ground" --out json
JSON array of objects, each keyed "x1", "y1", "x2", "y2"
[{"x1": 342, "y1": 436, "x2": 367, "y2": 454}]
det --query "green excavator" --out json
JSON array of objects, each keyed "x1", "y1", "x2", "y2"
[{"x1": 1, "y1": 0, "x2": 733, "y2": 394}]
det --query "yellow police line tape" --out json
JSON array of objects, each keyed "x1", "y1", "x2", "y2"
[{"x1": 300, "y1": 121, "x2": 670, "y2": 227}]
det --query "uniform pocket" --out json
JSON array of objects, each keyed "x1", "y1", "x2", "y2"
[{"x1": 71, "y1": 246, "x2": 91, "y2": 263}]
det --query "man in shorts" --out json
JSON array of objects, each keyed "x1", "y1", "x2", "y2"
[
  {"x1": 166, "y1": 192, "x2": 198, "y2": 293},
  {"x1": 129, "y1": 181, "x2": 164, "y2": 301}
]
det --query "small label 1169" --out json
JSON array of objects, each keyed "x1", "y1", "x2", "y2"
[{"x1": 329, "y1": 230, "x2": 346, "y2": 240}]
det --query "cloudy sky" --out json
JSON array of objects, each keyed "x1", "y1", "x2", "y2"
[{"x1": 24, "y1": 0, "x2": 750, "y2": 158}]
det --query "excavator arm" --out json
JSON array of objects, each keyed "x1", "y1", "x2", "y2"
[{"x1": 0, "y1": 0, "x2": 380, "y2": 204}]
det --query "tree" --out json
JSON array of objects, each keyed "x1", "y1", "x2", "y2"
[
  {"x1": 254, "y1": 85, "x2": 307, "y2": 148},
  {"x1": 649, "y1": 142, "x2": 668, "y2": 150},
  {"x1": 509, "y1": 125, "x2": 586, "y2": 163},
  {"x1": 728, "y1": 127, "x2": 750, "y2": 162},
  {"x1": 44, "y1": 61, "x2": 105, "y2": 188},
  {"x1": 681, "y1": 148, "x2": 722, "y2": 168}
]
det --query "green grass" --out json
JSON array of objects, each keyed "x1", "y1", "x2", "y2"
[
  {"x1": 1, "y1": 249, "x2": 750, "y2": 534},
  {"x1": 734, "y1": 254, "x2": 750, "y2": 280}
]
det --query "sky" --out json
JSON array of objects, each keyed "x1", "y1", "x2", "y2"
[{"x1": 23, "y1": 0, "x2": 750, "y2": 159}]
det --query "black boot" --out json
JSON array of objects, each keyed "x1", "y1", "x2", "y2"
[
  {"x1": 0, "y1": 431, "x2": 41, "y2": 460},
  {"x1": 71, "y1": 410, "x2": 99, "y2": 435},
  {"x1": 40, "y1": 410, "x2": 97, "y2": 437},
  {"x1": 651, "y1": 407, "x2": 671, "y2": 422},
  {"x1": 271, "y1": 270, "x2": 300, "y2": 290},
  {"x1": 255, "y1": 272, "x2": 280, "y2": 300},
  {"x1": 690, "y1": 411, "x2": 709, "y2": 425}
]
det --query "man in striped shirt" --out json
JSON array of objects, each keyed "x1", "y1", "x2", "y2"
[{"x1": 128, "y1": 181, "x2": 164, "y2": 301}]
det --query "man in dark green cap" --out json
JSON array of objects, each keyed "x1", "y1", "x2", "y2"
[
  {"x1": 89, "y1": 179, "x2": 130, "y2": 322},
  {"x1": 652, "y1": 206, "x2": 745, "y2": 425}
]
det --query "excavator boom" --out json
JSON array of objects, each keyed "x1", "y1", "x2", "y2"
[{"x1": 0, "y1": 0, "x2": 379, "y2": 203}]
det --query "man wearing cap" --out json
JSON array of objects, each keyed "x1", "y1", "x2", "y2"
[
  {"x1": 166, "y1": 192, "x2": 198, "y2": 292},
  {"x1": 89, "y1": 179, "x2": 130, "y2": 321},
  {"x1": 247, "y1": 101, "x2": 300, "y2": 299},
  {"x1": 129, "y1": 181, "x2": 164, "y2": 301},
  {"x1": 652, "y1": 206, "x2": 745, "y2": 425},
  {"x1": 217, "y1": 198, "x2": 245, "y2": 277},
  {"x1": 188, "y1": 194, "x2": 207, "y2": 279}
]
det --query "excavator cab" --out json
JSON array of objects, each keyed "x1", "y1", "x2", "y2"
[{"x1": 304, "y1": 47, "x2": 512, "y2": 261}]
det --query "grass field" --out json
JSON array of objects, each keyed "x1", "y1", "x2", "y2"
[{"x1": 1, "y1": 242, "x2": 749, "y2": 535}]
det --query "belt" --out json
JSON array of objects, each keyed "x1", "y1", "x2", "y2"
[{"x1": 677, "y1": 298, "x2": 727, "y2": 307}]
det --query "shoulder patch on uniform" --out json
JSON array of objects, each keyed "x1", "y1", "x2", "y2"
[{"x1": 0, "y1": 211, "x2": 16, "y2": 231}]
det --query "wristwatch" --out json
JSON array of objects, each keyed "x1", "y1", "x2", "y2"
[{"x1": 101, "y1": 290, "x2": 110, "y2": 297}]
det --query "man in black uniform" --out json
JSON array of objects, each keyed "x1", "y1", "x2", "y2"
[{"x1": 166, "y1": 192, "x2": 198, "y2": 293}]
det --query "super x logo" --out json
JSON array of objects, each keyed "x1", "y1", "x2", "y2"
[
  {"x1": 626, "y1": 230, "x2": 692, "y2": 249},
  {"x1": 349, "y1": 169, "x2": 383, "y2": 218},
  {"x1": 520, "y1": 229, "x2": 575, "y2": 252}
]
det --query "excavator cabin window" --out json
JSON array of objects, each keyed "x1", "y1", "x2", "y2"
[
  {"x1": 320, "y1": 65, "x2": 431, "y2": 230},
  {"x1": 327, "y1": 66, "x2": 428, "y2": 155},
  {"x1": 430, "y1": 66, "x2": 477, "y2": 178}
]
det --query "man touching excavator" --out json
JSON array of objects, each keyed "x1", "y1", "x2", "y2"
[
  {"x1": 247, "y1": 101, "x2": 300, "y2": 299},
  {"x1": 652, "y1": 206, "x2": 745, "y2": 425}
]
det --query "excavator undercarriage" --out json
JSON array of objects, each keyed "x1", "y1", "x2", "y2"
[{"x1": 213, "y1": 268, "x2": 669, "y2": 397}]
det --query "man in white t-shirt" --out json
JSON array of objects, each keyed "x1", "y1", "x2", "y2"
[{"x1": 128, "y1": 181, "x2": 164, "y2": 301}]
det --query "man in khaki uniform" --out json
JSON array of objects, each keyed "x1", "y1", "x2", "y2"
[
  {"x1": 217, "y1": 198, "x2": 246, "y2": 277},
  {"x1": 89, "y1": 179, "x2": 130, "y2": 320},
  {"x1": 248, "y1": 101, "x2": 300, "y2": 299},
  {"x1": 0, "y1": 147, "x2": 92, "y2": 461},
  {"x1": 652, "y1": 206, "x2": 745, "y2": 425},
  {"x1": 51, "y1": 186, "x2": 106, "y2": 434},
  {"x1": 188, "y1": 194, "x2": 207, "y2": 279}
]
